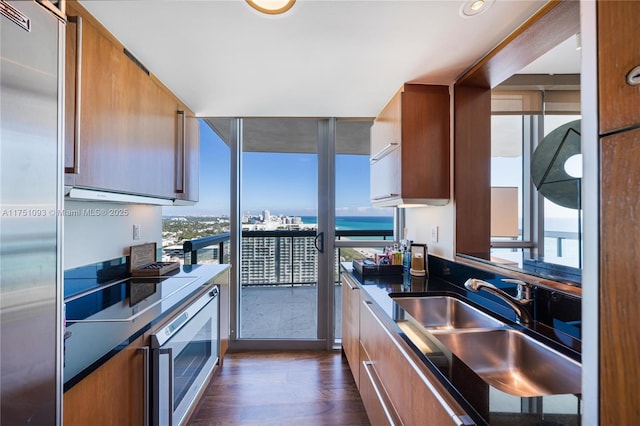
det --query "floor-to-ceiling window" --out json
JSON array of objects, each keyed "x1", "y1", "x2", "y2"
[
  {"x1": 200, "y1": 118, "x2": 395, "y2": 349},
  {"x1": 239, "y1": 118, "x2": 320, "y2": 340}
]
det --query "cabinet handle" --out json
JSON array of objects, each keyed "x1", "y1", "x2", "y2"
[
  {"x1": 138, "y1": 347, "x2": 150, "y2": 426},
  {"x1": 372, "y1": 194, "x2": 400, "y2": 201},
  {"x1": 344, "y1": 277, "x2": 358, "y2": 290},
  {"x1": 370, "y1": 142, "x2": 399, "y2": 163},
  {"x1": 362, "y1": 361, "x2": 400, "y2": 425},
  {"x1": 626, "y1": 65, "x2": 640, "y2": 86},
  {"x1": 159, "y1": 347, "x2": 174, "y2": 426},
  {"x1": 175, "y1": 110, "x2": 186, "y2": 194},
  {"x1": 66, "y1": 15, "x2": 82, "y2": 174}
]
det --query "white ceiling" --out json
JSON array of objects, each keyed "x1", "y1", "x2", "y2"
[{"x1": 79, "y1": 0, "x2": 550, "y2": 119}]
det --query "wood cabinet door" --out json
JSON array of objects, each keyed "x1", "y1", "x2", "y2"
[
  {"x1": 175, "y1": 106, "x2": 200, "y2": 202},
  {"x1": 64, "y1": 11, "x2": 124, "y2": 191},
  {"x1": 401, "y1": 84, "x2": 450, "y2": 199},
  {"x1": 132, "y1": 76, "x2": 176, "y2": 198},
  {"x1": 370, "y1": 84, "x2": 450, "y2": 206},
  {"x1": 341, "y1": 274, "x2": 360, "y2": 387},
  {"x1": 65, "y1": 3, "x2": 177, "y2": 199},
  {"x1": 598, "y1": 0, "x2": 640, "y2": 134},
  {"x1": 600, "y1": 127, "x2": 640, "y2": 425},
  {"x1": 64, "y1": 336, "x2": 147, "y2": 426}
]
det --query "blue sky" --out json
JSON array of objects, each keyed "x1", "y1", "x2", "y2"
[{"x1": 164, "y1": 120, "x2": 390, "y2": 217}]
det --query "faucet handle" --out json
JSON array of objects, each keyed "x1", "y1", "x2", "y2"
[{"x1": 501, "y1": 279, "x2": 533, "y2": 301}]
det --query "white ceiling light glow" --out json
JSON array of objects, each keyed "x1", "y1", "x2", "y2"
[
  {"x1": 460, "y1": 0, "x2": 494, "y2": 17},
  {"x1": 246, "y1": 0, "x2": 295, "y2": 15}
]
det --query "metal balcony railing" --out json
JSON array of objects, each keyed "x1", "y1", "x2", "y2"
[{"x1": 180, "y1": 229, "x2": 394, "y2": 286}]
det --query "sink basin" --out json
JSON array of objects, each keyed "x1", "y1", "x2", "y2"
[
  {"x1": 393, "y1": 296, "x2": 505, "y2": 330},
  {"x1": 434, "y1": 329, "x2": 582, "y2": 396}
]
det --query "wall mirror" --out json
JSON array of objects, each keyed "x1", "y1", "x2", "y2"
[{"x1": 454, "y1": 0, "x2": 582, "y2": 286}]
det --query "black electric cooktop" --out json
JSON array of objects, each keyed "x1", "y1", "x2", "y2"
[{"x1": 65, "y1": 275, "x2": 198, "y2": 322}]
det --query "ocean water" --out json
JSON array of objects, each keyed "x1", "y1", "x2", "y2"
[{"x1": 300, "y1": 216, "x2": 393, "y2": 230}]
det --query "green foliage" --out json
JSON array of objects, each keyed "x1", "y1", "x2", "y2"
[
  {"x1": 339, "y1": 247, "x2": 364, "y2": 263},
  {"x1": 162, "y1": 216, "x2": 230, "y2": 247}
]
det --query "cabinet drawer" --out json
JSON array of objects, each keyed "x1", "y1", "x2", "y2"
[{"x1": 359, "y1": 357, "x2": 402, "y2": 426}]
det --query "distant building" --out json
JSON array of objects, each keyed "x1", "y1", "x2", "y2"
[{"x1": 241, "y1": 235, "x2": 317, "y2": 285}]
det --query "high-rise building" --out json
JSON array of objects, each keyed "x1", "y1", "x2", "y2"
[{"x1": 241, "y1": 235, "x2": 318, "y2": 285}]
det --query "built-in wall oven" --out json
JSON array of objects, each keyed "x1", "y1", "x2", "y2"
[{"x1": 151, "y1": 285, "x2": 219, "y2": 426}]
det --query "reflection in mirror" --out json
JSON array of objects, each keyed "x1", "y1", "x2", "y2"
[{"x1": 488, "y1": 33, "x2": 582, "y2": 284}]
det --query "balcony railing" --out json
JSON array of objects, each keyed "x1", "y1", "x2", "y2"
[{"x1": 179, "y1": 229, "x2": 394, "y2": 286}]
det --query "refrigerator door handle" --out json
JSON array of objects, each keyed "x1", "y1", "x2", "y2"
[{"x1": 66, "y1": 15, "x2": 82, "y2": 174}]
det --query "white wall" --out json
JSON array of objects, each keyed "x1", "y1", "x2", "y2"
[
  {"x1": 63, "y1": 201, "x2": 162, "y2": 270},
  {"x1": 404, "y1": 204, "x2": 455, "y2": 259}
]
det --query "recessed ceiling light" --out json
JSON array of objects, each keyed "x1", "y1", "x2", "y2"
[
  {"x1": 246, "y1": 0, "x2": 295, "y2": 15},
  {"x1": 460, "y1": 0, "x2": 494, "y2": 17}
]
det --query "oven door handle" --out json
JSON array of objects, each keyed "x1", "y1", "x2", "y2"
[
  {"x1": 138, "y1": 347, "x2": 150, "y2": 426},
  {"x1": 158, "y1": 347, "x2": 174, "y2": 426}
]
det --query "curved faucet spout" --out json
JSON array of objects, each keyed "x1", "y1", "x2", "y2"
[{"x1": 464, "y1": 278, "x2": 533, "y2": 325}]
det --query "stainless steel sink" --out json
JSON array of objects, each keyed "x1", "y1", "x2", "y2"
[
  {"x1": 393, "y1": 296, "x2": 505, "y2": 330},
  {"x1": 434, "y1": 329, "x2": 582, "y2": 396}
]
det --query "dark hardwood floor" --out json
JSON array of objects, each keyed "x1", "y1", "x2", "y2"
[{"x1": 188, "y1": 350, "x2": 370, "y2": 426}]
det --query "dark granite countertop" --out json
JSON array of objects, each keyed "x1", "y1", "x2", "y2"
[
  {"x1": 341, "y1": 263, "x2": 582, "y2": 426},
  {"x1": 63, "y1": 264, "x2": 229, "y2": 391}
]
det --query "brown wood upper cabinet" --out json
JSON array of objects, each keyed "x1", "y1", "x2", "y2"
[
  {"x1": 370, "y1": 84, "x2": 450, "y2": 207},
  {"x1": 597, "y1": 0, "x2": 640, "y2": 135},
  {"x1": 65, "y1": 2, "x2": 198, "y2": 202}
]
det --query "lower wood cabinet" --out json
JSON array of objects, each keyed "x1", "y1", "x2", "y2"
[
  {"x1": 354, "y1": 286, "x2": 470, "y2": 426},
  {"x1": 64, "y1": 335, "x2": 147, "y2": 426},
  {"x1": 359, "y1": 342, "x2": 402, "y2": 426},
  {"x1": 341, "y1": 273, "x2": 361, "y2": 387}
]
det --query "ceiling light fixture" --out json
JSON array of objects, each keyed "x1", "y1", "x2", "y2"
[
  {"x1": 246, "y1": 0, "x2": 295, "y2": 15},
  {"x1": 460, "y1": 0, "x2": 494, "y2": 17}
]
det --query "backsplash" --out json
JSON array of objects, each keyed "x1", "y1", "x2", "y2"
[{"x1": 64, "y1": 201, "x2": 162, "y2": 269}]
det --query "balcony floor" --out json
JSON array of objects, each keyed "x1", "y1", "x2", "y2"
[{"x1": 240, "y1": 285, "x2": 342, "y2": 339}]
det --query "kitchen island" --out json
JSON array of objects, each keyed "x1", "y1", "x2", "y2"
[{"x1": 341, "y1": 262, "x2": 582, "y2": 426}]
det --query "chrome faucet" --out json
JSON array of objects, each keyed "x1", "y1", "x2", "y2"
[{"x1": 464, "y1": 278, "x2": 534, "y2": 325}]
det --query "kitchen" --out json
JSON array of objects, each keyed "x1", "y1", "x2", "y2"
[{"x1": 1, "y1": 0, "x2": 638, "y2": 425}]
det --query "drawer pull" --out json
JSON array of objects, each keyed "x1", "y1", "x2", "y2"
[
  {"x1": 370, "y1": 143, "x2": 399, "y2": 163},
  {"x1": 626, "y1": 65, "x2": 640, "y2": 86},
  {"x1": 362, "y1": 361, "x2": 400, "y2": 425}
]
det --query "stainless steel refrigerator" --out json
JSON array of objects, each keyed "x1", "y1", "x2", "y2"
[{"x1": 1, "y1": 1, "x2": 65, "y2": 424}]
